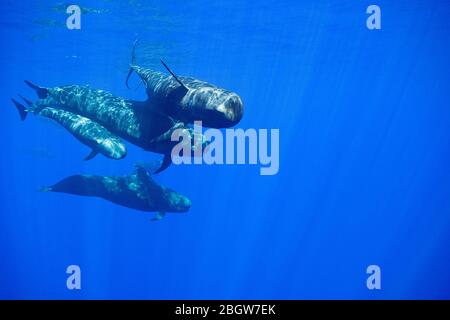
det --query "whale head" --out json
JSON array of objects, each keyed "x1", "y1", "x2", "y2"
[
  {"x1": 217, "y1": 92, "x2": 244, "y2": 127},
  {"x1": 167, "y1": 191, "x2": 192, "y2": 212},
  {"x1": 201, "y1": 90, "x2": 244, "y2": 128},
  {"x1": 183, "y1": 85, "x2": 244, "y2": 128}
]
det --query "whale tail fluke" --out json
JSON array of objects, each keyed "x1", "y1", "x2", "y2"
[
  {"x1": 11, "y1": 98, "x2": 28, "y2": 121},
  {"x1": 125, "y1": 39, "x2": 138, "y2": 89},
  {"x1": 24, "y1": 80, "x2": 48, "y2": 99},
  {"x1": 38, "y1": 186, "x2": 52, "y2": 192},
  {"x1": 125, "y1": 68, "x2": 134, "y2": 89},
  {"x1": 18, "y1": 94, "x2": 33, "y2": 108}
]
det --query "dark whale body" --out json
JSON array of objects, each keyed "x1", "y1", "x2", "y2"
[
  {"x1": 43, "y1": 165, "x2": 191, "y2": 217},
  {"x1": 16, "y1": 82, "x2": 211, "y2": 172},
  {"x1": 126, "y1": 44, "x2": 244, "y2": 128},
  {"x1": 131, "y1": 66, "x2": 244, "y2": 128},
  {"x1": 31, "y1": 84, "x2": 176, "y2": 151}
]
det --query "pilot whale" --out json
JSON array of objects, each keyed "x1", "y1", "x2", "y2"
[
  {"x1": 11, "y1": 97, "x2": 127, "y2": 160},
  {"x1": 18, "y1": 81, "x2": 210, "y2": 172},
  {"x1": 40, "y1": 164, "x2": 191, "y2": 220},
  {"x1": 22, "y1": 81, "x2": 176, "y2": 149},
  {"x1": 126, "y1": 42, "x2": 244, "y2": 128},
  {"x1": 146, "y1": 123, "x2": 211, "y2": 173}
]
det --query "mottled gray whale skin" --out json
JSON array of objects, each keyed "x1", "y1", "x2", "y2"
[
  {"x1": 16, "y1": 81, "x2": 211, "y2": 172},
  {"x1": 38, "y1": 107, "x2": 127, "y2": 160},
  {"x1": 127, "y1": 46, "x2": 244, "y2": 128},
  {"x1": 11, "y1": 98, "x2": 127, "y2": 160},
  {"x1": 41, "y1": 164, "x2": 191, "y2": 218},
  {"x1": 24, "y1": 82, "x2": 177, "y2": 151}
]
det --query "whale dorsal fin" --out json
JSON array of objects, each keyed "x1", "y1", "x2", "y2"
[
  {"x1": 134, "y1": 164, "x2": 165, "y2": 212},
  {"x1": 134, "y1": 164, "x2": 162, "y2": 194},
  {"x1": 160, "y1": 59, "x2": 189, "y2": 94}
]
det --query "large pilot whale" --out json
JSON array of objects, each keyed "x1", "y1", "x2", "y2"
[
  {"x1": 23, "y1": 81, "x2": 176, "y2": 149},
  {"x1": 126, "y1": 42, "x2": 244, "y2": 128},
  {"x1": 16, "y1": 81, "x2": 210, "y2": 172},
  {"x1": 40, "y1": 163, "x2": 191, "y2": 220}
]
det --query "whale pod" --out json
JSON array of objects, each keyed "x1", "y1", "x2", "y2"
[{"x1": 18, "y1": 80, "x2": 214, "y2": 172}]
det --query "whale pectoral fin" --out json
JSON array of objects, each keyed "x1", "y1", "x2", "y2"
[
  {"x1": 24, "y1": 80, "x2": 49, "y2": 99},
  {"x1": 134, "y1": 160, "x2": 163, "y2": 175},
  {"x1": 149, "y1": 122, "x2": 184, "y2": 144},
  {"x1": 153, "y1": 153, "x2": 172, "y2": 174},
  {"x1": 151, "y1": 211, "x2": 166, "y2": 221},
  {"x1": 160, "y1": 59, "x2": 189, "y2": 94},
  {"x1": 84, "y1": 150, "x2": 98, "y2": 161}
]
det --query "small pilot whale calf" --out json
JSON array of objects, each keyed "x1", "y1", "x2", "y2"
[
  {"x1": 126, "y1": 42, "x2": 244, "y2": 128},
  {"x1": 146, "y1": 123, "x2": 211, "y2": 173},
  {"x1": 11, "y1": 97, "x2": 127, "y2": 160},
  {"x1": 40, "y1": 164, "x2": 191, "y2": 220}
]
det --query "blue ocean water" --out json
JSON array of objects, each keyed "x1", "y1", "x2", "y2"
[{"x1": 1, "y1": 0, "x2": 450, "y2": 299}]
